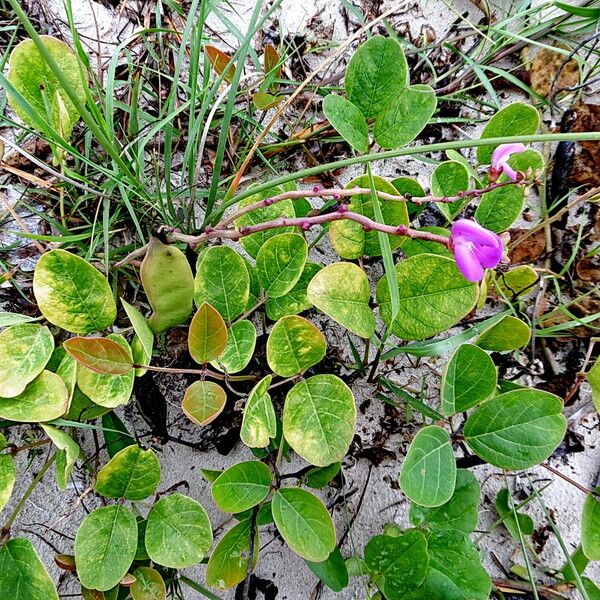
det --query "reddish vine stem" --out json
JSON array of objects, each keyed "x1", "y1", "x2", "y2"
[
  {"x1": 113, "y1": 179, "x2": 533, "y2": 268},
  {"x1": 219, "y1": 179, "x2": 531, "y2": 228},
  {"x1": 168, "y1": 208, "x2": 451, "y2": 250}
]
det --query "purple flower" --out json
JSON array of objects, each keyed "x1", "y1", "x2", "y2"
[
  {"x1": 450, "y1": 219, "x2": 504, "y2": 282},
  {"x1": 490, "y1": 143, "x2": 526, "y2": 181}
]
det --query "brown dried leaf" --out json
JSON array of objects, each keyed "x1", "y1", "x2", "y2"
[
  {"x1": 205, "y1": 45, "x2": 235, "y2": 84},
  {"x1": 508, "y1": 228, "x2": 547, "y2": 264},
  {"x1": 570, "y1": 102, "x2": 600, "y2": 187},
  {"x1": 576, "y1": 257, "x2": 600, "y2": 282},
  {"x1": 530, "y1": 47, "x2": 579, "y2": 98}
]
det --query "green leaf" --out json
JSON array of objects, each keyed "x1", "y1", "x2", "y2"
[
  {"x1": 206, "y1": 519, "x2": 258, "y2": 589},
  {"x1": 241, "y1": 375, "x2": 277, "y2": 448},
  {"x1": 588, "y1": 357, "x2": 600, "y2": 413},
  {"x1": 391, "y1": 176, "x2": 427, "y2": 220},
  {"x1": 212, "y1": 460, "x2": 272, "y2": 513},
  {"x1": 464, "y1": 388, "x2": 567, "y2": 469},
  {"x1": 0, "y1": 323, "x2": 54, "y2": 397},
  {"x1": 76, "y1": 334, "x2": 134, "y2": 408},
  {"x1": 560, "y1": 545, "x2": 589, "y2": 583},
  {"x1": 555, "y1": 1, "x2": 600, "y2": 18},
  {"x1": 188, "y1": 303, "x2": 228, "y2": 364},
  {"x1": 376, "y1": 254, "x2": 478, "y2": 340},
  {"x1": 211, "y1": 319, "x2": 256, "y2": 374},
  {"x1": 140, "y1": 237, "x2": 195, "y2": 334},
  {"x1": 399, "y1": 226, "x2": 452, "y2": 258},
  {"x1": 0, "y1": 538, "x2": 59, "y2": 600},
  {"x1": 495, "y1": 488, "x2": 534, "y2": 539},
  {"x1": 265, "y1": 262, "x2": 321, "y2": 321},
  {"x1": 33, "y1": 249, "x2": 116, "y2": 334},
  {"x1": 95, "y1": 445, "x2": 161, "y2": 500},
  {"x1": 40, "y1": 424, "x2": 80, "y2": 490},
  {"x1": 245, "y1": 259, "x2": 262, "y2": 308},
  {"x1": 329, "y1": 175, "x2": 408, "y2": 258},
  {"x1": 272, "y1": 488, "x2": 336, "y2": 561},
  {"x1": 364, "y1": 530, "x2": 429, "y2": 600},
  {"x1": 74, "y1": 505, "x2": 138, "y2": 592},
  {"x1": 441, "y1": 344, "x2": 497, "y2": 416},
  {"x1": 583, "y1": 578, "x2": 600, "y2": 600},
  {"x1": 0, "y1": 370, "x2": 68, "y2": 422},
  {"x1": 234, "y1": 187, "x2": 296, "y2": 258},
  {"x1": 304, "y1": 462, "x2": 341, "y2": 489},
  {"x1": 7, "y1": 36, "x2": 86, "y2": 140},
  {"x1": 65, "y1": 388, "x2": 111, "y2": 421},
  {"x1": 0, "y1": 453, "x2": 16, "y2": 512},
  {"x1": 323, "y1": 94, "x2": 369, "y2": 153},
  {"x1": 102, "y1": 411, "x2": 135, "y2": 458},
  {"x1": 253, "y1": 92, "x2": 282, "y2": 110},
  {"x1": 382, "y1": 312, "x2": 508, "y2": 359},
  {"x1": 414, "y1": 530, "x2": 491, "y2": 600},
  {"x1": 64, "y1": 336, "x2": 133, "y2": 375},
  {"x1": 0, "y1": 312, "x2": 38, "y2": 328},
  {"x1": 145, "y1": 493, "x2": 213, "y2": 568},
  {"x1": 477, "y1": 102, "x2": 540, "y2": 164},
  {"x1": 496, "y1": 265, "x2": 538, "y2": 299},
  {"x1": 131, "y1": 566, "x2": 166, "y2": 600},
  {"x1": 476, "y1": 315, "x2": 531, "y2": 352},
  {"x1": 283, "y1": 374, "x2": 356, "y2": 467},
  {"x1": 374, "y1": 84, "x2": 437, "y2": 149},
  {"x1": 431, "y1": 161, "x2": 470, "y2": 220},
  {"x1": 55, "y1": 352, "x2": 77, "y2": 402},
  {"x1": 305, "y1": 547, "x2": 349, "y2": 592},
  {"x1": 194, "y1": 246, "x2": 250, "y2": 321},
  {"x1": 307, "y1": 262, "x2": 375, "y2": 338},
  {"x1": 475, "y1": 185, "x2": 524, "y2": 232},
  {"x1": 582, "y1": 493, "x2": 600, "y2": 560},
  {"x1": 410, "y1": 469, "x2": 480, "y2": 534},
  {"x1": 121, "y1": 299, "x2": 154, "y2": 374},
  {"x1": 256, "y1": 233, "x2": 307, "y2": 298},
  {"x1": 267, "y1": 315, "x2": 326, "y2": 377},
  {"x1": 345, "y1": 35, "x2": 408, "y2": 118},
  {"x1": 400, "y1": 425, "x2": 457, "y2": 507},
  {"x1": 182, "y1": 380, "x2": 227, "y2": 426}
]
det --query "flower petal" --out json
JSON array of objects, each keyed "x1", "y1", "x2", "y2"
[
  {"x1": 453, "y1": 242, "x2": 485, "y2": 282},
  {"x1": 491, "y1": 143, "x2": 526, "y2": 168},
  {"x1": 472, "y1": 236, "x2": 504, "y2": 268},
  {"x1": 501, "y1": 163, "x2": 519, "y2": 181}
]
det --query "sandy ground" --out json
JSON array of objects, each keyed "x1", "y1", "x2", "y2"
[{"x1": 2, "y1": 0, "x2": 600, "y2": 598}]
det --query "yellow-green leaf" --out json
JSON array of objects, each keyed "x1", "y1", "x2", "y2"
[
  {"x1": 307, "y1": 262, "x2": 375, "y2": 339},
  {"x1": 267, "y1": 315, "x2": 326, "y2": 377},
  {"x1": 182, "y1": 380, "x2": 227, "y2": 426},
  {"x1": 0, "y1": 323, "x2": 54, "y2": 397},
  {"x1": 188, "y1": 303, "x2": 228, "y2": 364},
  {"x1": 33, "y1": 250, "x2": 116, "y2": 334}
]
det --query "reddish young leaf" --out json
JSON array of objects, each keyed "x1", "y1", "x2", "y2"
[
  {"x1": 205, "y1": 45, "x2": 235, "y2": 83},
  {"x1": 64, "y1": 337, "x2": 133, "y2": 375}
]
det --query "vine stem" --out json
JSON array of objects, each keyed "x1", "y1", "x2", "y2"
[
  {"x1": 168, "y1": 208, "x2": 451, "y2": 250},
  {"x1": 1, "y1": 451, "x2": 57, "y2": 541},
  {"x1": 115, "y1": 180, "x2": 523, "y2": 267},
  {"x1": 137, "y1": 364, "x2": 256, "y2": 382},
  {"x1": 212, "y1": 131, "x2": 600, "y2": 222},
  {"x1": 218, "y1": 179, "x2": 529, "y2": 228}
]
